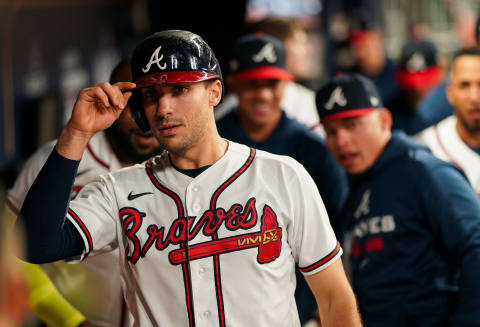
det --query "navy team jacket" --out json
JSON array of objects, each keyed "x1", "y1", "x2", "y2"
[{"x1": 343, "y1": 131, "x2": 480, "y2": 327}]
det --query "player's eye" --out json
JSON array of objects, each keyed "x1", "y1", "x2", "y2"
[
  {"x1": 344, "y1": 119, "x2": 357, "y2": 130},
  {"x1": 142, "y1": 88, "x2": 154, "y2": 98},
  {"x1": 172, "y1": 85, "x2": 188, "y2": 95},
  {"x1": 142, "y1": 88, "x2": 157, "y2": 103}
]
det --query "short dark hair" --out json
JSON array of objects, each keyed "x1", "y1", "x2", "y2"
[{"x1": 452, "y1": 46, "x2": 480, "y2": 62}]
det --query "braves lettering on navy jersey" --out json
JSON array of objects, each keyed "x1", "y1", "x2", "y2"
[{"x1": 343, "y1": 131, "x2": 480, "y2": 326}]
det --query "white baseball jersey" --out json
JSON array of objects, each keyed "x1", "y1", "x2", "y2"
[
  {"x1": 7, "y1": 131, "x2": 125, "y2": 327},
  {"x1": 415, "y1": 115, "x2": 480, "y2": 196},
  {"x1": 66, "y1": 141, "x2": 341, "y2": 327}
]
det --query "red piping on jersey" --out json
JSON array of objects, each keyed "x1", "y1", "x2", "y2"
[
  {"x1": 86, "y1": 144, "x2": 110, "y2": 169},
  {"x1": 434, "y1": 124, "x2": 465, "y2": 173},
  {"x1": 145, "y1": 157, "x2": 194, "y2": 326},
  {"x1": 209, "y1": 147, "x2": 256, "y2": 327},
  {"x1": 210, "y1": 148, "x2": 256, "y2": 209},
  {"x1": 5, "y1": 198, "x2": 20, "y2": 215},
  {"x1": 68, "y1": 208, "x2": 93, "y2": 254},
  {"x1": 182, "y1": 259, "x2": 195, "y2": 327},
  {"x1": 146, "y1": 157, "x2": 184, "y2": 217},
  {"x1": 299, "y1": 242, "x2": 341, "y2": 273}
]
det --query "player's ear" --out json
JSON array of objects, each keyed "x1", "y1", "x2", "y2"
[
  {"x1": 208, "y1": 79, "x2": 222, "y2": 107},
  {"x1": 378, "y1": 108, "x2": 392, "y2": 131}
]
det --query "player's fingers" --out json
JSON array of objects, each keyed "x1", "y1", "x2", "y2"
[
  {"x1": 111, "y1": 82, "x2": 136, "y2": 108},
  {"x1": 97, "y1": 82, "x2": 124, "y2": 109},
  {"x1": 114, "y1": 81, "x2": 136, "y2": 91},
  {"x1": 80, "y1": 86, "x2": 111, "y2": 110}
]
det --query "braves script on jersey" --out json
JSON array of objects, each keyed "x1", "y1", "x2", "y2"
[
  {"x1": 7, "y1": 132, "x2": 125, "y2": 327},
  {"x1": 66, "y1": 141, "x2": 341, "y2": 327}
]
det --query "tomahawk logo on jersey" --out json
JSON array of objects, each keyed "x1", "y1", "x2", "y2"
[{"x1": 66, "y1": 142, "x2": 341, "y2": 326}]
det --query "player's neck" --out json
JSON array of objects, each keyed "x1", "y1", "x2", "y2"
[
  {"x1": 169, "y1": 132, "x2": 228, "y2": 170},
  {"x1": 238, "y1": 110, "x2": 282, "y2": 142},
  {"x1": 456, "y1": 120, "x2": 480, "y2": 148}
]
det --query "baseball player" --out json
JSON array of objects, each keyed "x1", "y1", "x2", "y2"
[
  {"x1": 216, "y1": 32, "x2": 348, "y2": 325},
  {"x1": 15, "y1": 30, "x2": 362, "y2": 326},
  {"x1": 416, "y1": 47, "x2": 480, "y2": 197},
  {"x1": 316, "y1": 73, "x2": 480, "y2": 326},
  {"x1": 6, "y1": 58, "x2": 161, "y2": 326},
  {"x1": 214, "y1": 18, "x2": 320, "y2": 131}
]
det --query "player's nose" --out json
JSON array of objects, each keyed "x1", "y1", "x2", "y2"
[{"x1": 155, "y1": 94, "x2": 175, "y2": 118}]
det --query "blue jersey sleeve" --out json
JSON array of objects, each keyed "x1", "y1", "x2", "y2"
[
  {"x1": 15, "y1": 148, "x2": 85, "y2": 263},
  {"x1": 421, "y1": 163, "x2": 480, "y2": 326}
]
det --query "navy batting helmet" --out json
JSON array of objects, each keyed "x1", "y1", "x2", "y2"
[{"x1": 128, "y1": 30, "x2": 223, "y2": 132}]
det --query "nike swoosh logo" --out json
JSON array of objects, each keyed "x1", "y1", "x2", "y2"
[
  {"x1": 76, "y1": 168, "x2": 92, "y2": 177},
  {"x1": 128, "y1": 191, "x2": 153, "y2": 201}
]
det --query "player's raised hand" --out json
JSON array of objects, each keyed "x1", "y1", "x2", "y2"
[
  {"x1": 68, "y1": 82, "x2": 136, "y2": 135},
  {"x1": 57, "y1": 82, "x2": 136, "y2": 160}
]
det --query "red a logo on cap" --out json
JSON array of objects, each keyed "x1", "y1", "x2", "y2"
[
  {"x1": 325, "y1": 86, "x2": 347, "y2": 110},
  {"x1": 142, "y1": 46, "x2": 167, "y2": 73},
  {"x1": 252, "y1": 43, "x2": 277, "y2": 63}
]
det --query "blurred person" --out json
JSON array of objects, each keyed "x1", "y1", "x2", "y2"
[
  {"x1": 388, "y1": 38, "x2": 445, "y2": 134},
  {"x1": 216, "y1": 33, "x2": 349, "y2": 325},
  {"x1": 0, "y1": 215, "x2": 29, "y2": 327},
  {"x1": 215, "y1": 17, "x2": 320, "y2": 130},
  {"x1": 15, "y1": 29, "x2": 362, "y2": 327},
  {"x1": 316, "y1": 73, "x2": 480, "y2": 327},
  {"x1": 6, "y1": 58, "x2": 162, "y2": 327},
  {"x1": 417, "y1": 11, "x2": 480, "y2": 126},
  {"x1": 416, "y1": 47, "x2": 480, "y2": 197},
  {"x1": 346, "y1": 24, "x2": 400, "y2": 106}
]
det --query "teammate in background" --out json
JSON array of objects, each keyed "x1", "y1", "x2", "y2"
[
  {"x1": 416, "y1": 47, "x2": 480, "y2": 197},
  {"x1": 417, "y1": 10, "x2": 480, "y2": 122},
  {"x1": 6, "y1": 58, "x2": 162, "y2": 326},
  {"x1": 388, "y1": 38, "x2": 445, "y2": 134},
  {"x1": 346, "y1": 23, "x2": 401, "y2": 106},
  {"x1": 216, "y1": 33, "x2": 348, "y2": 325},
  {"x1": 215, "y1": 17, "x2": 320, "y2": 131},
  {"x1": 316, "y1": 73, "x2": 480, "y2": 327},
  {"x1": 15, "y1": 30, "x2": 362, "y2": 326}
]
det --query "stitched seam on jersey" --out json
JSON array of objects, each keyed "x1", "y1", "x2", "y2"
[
  {"x1": 146, "y1": 157, "x2": 184, "y2": 217},
  {"x1": 298, "y1": 242, "x2": 341, "y2": 272},
  {"x1": 145, "y1": 157, "x2": 195, "y2": 325},
  {"x1": 86, "y1": 144, "x2": 110, "y2": 169},
  {"x1": 209, "y1": 147, "x2": 256, "y2": 327},
  {"x1": 67, "y1": 208, "x2": 93, "y2": 254}
]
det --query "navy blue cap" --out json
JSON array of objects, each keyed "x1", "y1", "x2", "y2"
[
  {"x1": 316, "y1": 74, "x2": 383, "y2": 123},
  {"x1": 228, "y1": 33, "x2": 293, "y2": 80},
  {"x1": 396, "y1": 39, "x2": 440, "y2": 89}
]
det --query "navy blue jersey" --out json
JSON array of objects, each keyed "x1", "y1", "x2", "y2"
[{"x1": 344, "y1": 131, "x2": 480, "y2": 327}]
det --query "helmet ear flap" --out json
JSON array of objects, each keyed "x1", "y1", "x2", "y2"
[{"x1": 128, "y1": 89, "x2": 150, "y2": 132}]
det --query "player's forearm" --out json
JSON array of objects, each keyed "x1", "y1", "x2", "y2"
[
  {"x1": 15, "y1": 148, "x2": 85, "y2": 263},
  {"x1": 56, "y1": 123, "x2": 94, "y2": 161},
  {"x1": 318, "y1": 290, "x2": 363, "y2": 327}
]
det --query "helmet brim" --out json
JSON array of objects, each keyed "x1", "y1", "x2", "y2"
[{"x1": 134, "y1": 71, "x2": 221, "y2": 89}]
